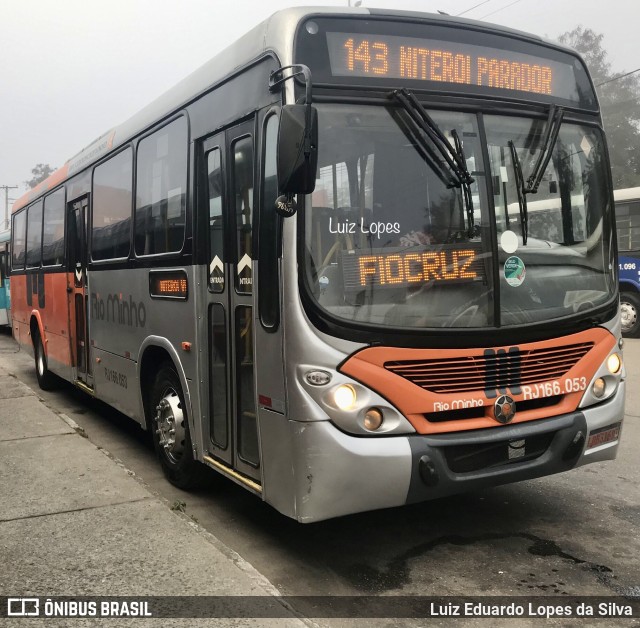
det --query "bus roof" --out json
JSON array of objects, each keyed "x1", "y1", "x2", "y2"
[
  {"x1": 12, "y1": 6, "x2": 581, "y2": 214},
  {"x1": 613, "y1": 187, "x2": 640, "y2": 202}
]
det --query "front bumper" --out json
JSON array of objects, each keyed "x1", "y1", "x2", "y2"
[{"x1": 286, "y1": 380, "x2": 625, "y2": 522}]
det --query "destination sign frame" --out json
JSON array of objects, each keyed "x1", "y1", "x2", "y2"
[
  {"x1": 341, "y1": 244, "x2": 487, "y2": 294},
  {"x1": 294, "y1": 17, "x2": 597, "y2": 110}
]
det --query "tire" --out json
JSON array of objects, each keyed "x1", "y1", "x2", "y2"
[
  {"x1": 148, "y1": 362, "x2": 207, "y2": 489},
  {"x1": 34, "y1": 332, "x2": 57, "y2": 391},
  {"x1": 620, "y1": 292, "x2": 640, "y2": 338}
]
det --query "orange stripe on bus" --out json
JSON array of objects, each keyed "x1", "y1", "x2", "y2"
[{"x1": 339, "y1": 327, "x2": 616, "y2": 434}]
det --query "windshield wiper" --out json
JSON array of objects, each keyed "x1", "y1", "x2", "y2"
[
  {"x1": 451, "y1": 128, "x2": 476, "y2": 238},
  {"x1": 508, "y1": 140, "x2": 529, "y2": 245},
  {"x1": 525, "y1": 104, "x2": 564, "y2": 194},
  {"x1": 508, "y1": 105, "x2": 565, "y2": 246},
  {"x1": 388, "y1": 107, "x2": 458, "y2": 190},
  {"x1": 391, "y1": 88, "x2": 476, "y2": 237}
]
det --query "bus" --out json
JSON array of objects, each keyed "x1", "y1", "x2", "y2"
[
  {"x1": 614, "y1": 187, "x2": 640, "y2": 336},
  {"x1": 0, "y1": 228, "x2": 10, "y2": 327},
  {"x1": 10, "y1": 7, "x2": 624, "y2": 522}
]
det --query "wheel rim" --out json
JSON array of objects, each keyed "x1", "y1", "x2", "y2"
[
  {"x1": 155, "y1": 387, "x2": 186, "y2": 464},
  {"x1": 620, "y1": 300, "x2": 638, "y2": 333}
]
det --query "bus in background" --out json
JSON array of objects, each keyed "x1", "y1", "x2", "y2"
[
  {"x1": 10, "y1": 7, "x2": 624, "y2": 522},
  {"x1": 0, "y1": 228, "x2": 10, "y2": 327},
  {"x1": 615, "y1": 187, "x2": 640, "y2": 336}
]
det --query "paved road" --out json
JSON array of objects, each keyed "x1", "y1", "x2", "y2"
[{"x1": 1, "y1": 327, "x2": 637, "y2": 604}]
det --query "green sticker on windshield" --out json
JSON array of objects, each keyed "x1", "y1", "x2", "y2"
[{"x1": 504, "y1": 255, "x2": 526, "y2": 287}]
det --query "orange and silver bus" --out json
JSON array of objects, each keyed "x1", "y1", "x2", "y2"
[{"x1": 10, "y1": 7, "x2": 624, "y2": 522}]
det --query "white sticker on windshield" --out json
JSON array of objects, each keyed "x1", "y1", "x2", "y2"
[
  {"x1": 581, "y1": 135, "x2": 593, "y2": 158},
  {"x1": 500, "y1": 230, "x2": 518, "y2": 254},
  {"x1": 500, "y1": 166, "x2": 509, "y2": 183}
]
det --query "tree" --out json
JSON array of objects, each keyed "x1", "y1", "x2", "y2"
[
  {"x1": 25, "y1": 163, "x2": 56, "y2": 189},
  {"x1": 559, "y1": 27, "x2": 640, "y2": 189}
]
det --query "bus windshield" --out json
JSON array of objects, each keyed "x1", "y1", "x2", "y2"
[{"x1": 303, "y1": 103, "x2": 615, "y2": 330}]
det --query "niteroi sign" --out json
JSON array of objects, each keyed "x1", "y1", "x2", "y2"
[{"x1": 326, "y1": 32, "x2": 570, "y2": 96}]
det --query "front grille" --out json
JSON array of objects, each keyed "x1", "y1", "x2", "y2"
[{"x1": 385, "y1": 343, "x2": 593, "y2": 394}]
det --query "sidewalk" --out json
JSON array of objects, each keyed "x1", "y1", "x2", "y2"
[{"x1": 0, "y1": 343, "x2": 307, "y2": 626}]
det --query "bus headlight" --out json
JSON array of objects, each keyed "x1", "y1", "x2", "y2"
[
  {"x1": 579, "y1": 345, "x2": 624, "y2": 409},
  {"x1": 334, "y1": 384, "x2": 357, "y2": 410},
  {"x1": 298, "y1": 365, "x2": 415, "y2": 435},
  {"x1": 607, "y1": 353, "x2": 621, "y2": 375}
]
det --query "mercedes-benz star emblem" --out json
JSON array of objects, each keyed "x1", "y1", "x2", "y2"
[{"x1": 494, "y1": 395, "x2": 516, "y2": 424}]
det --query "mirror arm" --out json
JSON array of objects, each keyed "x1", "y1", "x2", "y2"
[{"x1": 269, "y1": 64, "x2": 314, "y2": 157}]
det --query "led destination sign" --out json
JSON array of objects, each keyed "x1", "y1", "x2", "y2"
[
  {"x1": 341, "y1": 245, "x2": 486, "y2": 292},
  {"x1": 326, "y1": 32, "x2": 577, "y2": 98}
]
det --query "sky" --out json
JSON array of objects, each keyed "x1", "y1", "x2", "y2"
[{"x1": 0, "y1": 0, "x2": 638, "y2": 217}]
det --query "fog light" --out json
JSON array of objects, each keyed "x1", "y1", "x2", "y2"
[
  {"x1": 364, "y1": 407, "x2": 384, "y2": 431},
  {"x1": 334, "y1": 384, "x2": 357, "y2": 410},
  {"x1": 592, "y1": 378, "x2": 606, "y2": 398},
  {"x1": 607, "y1": 353, "x2": 621, "y2": 375}
]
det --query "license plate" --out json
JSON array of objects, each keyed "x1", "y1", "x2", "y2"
[{"x1": 587, "y1": 423, "x2": 621, "y2": 450}]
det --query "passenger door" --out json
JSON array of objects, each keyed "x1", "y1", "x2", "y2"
[
  {"x1": 67, "y1": 196, "x2": 92, "y2": 388},
  {"x1": 202, "y1": 121, "x2": 260, "y2": 483}
]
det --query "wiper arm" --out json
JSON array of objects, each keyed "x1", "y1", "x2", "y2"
[
  {"x1": 388, "y1": 106, "x2": 458, "y2": 189},
  {"x1": 506, "y1": 105, "x2": 564, "y2": 246},
  {"x1": 451, "y1": 129, "x2": 475, "y2": 237},
  {"x1": 525, "y1": 104, "x2": 564, "y2": 194},
  {"x1": 392, "y1": 89, "x2": 473, "y2": 186},
  {"x1": 508, "y1": 140, "x2": 529, "y2": 245},
  {"x1": 391, "y1": 88, "x2": 476, "y2": 236}
]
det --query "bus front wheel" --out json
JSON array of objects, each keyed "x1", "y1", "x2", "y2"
[
  {"x1": 149, "y1": 363, "x2": 206, "y2": 490},
  {"x1": 34, "y1": 333, "x2": 57, "y2": 391},
  {"x1": 620, "y1": 292, "x2": 640, "y2": 337}
]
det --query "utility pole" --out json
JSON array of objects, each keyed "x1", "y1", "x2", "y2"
[{"x1": 0, "y1": 185, "x2": 18, "y2": 231}]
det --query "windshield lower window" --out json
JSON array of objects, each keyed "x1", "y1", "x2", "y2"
[{"x1": 303, "y1": 103, "x2": 615, "y2": 331}]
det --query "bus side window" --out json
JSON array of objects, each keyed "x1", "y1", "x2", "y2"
[
  {"x1": 26, "y1": 201, "x2": 43, "y2": 269},
  {"x1": 135, "y1": 117, "x2": 188, "y2": 256},
  {"x1": 42, "y1": 188, "x2": 66, "y2": 266},
  {"x1": 616, "y1": 201, "x2": 640, "y2": 252},
  {"x1": 92, "y1": 148, "x2": 133, "y2": 261},
  {"x1": 12, "y1": 210, "x2": 27, "y2": 271}
]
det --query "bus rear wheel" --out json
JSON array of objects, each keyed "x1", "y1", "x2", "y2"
[
  {"x1": 34, "y1": 333, "x2": 57, "y2": 391},
  {"x1": 149, "y1": 363, "x2": 206, "y2": 490},
  {"x1": 620, "y1": 292, "x2": 640, "y2": 337}
]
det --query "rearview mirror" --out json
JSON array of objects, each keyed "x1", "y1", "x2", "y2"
[{"x1": 277, "y1": 104, "x2": 318, "y2": 196}]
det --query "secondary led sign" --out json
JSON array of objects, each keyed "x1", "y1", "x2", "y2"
[
  {"x1": 341, "y1": 246, "x2": 485, "y2": 292},
  {"x1": 149, "y1": 270, "x2": 188, "y2": 299},
  {"x1": 327, "y1": 32, "x2": 573, "y2": 97}
]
